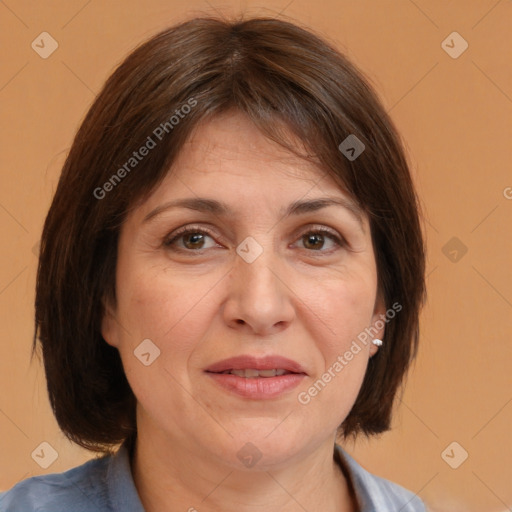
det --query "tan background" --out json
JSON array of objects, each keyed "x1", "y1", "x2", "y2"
[{"x1": 0, "y1": 1, "x2": 511, "y2": 510}]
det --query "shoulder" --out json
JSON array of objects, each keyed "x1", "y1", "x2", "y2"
[
  {"x1": 0, "y1": 454, "x2": 112, "y2": 512},
  {"x1": 336, "y1": 445, "x2": 428, "y2": 511}
]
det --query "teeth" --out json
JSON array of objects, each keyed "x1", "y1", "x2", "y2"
[{"x1": 228, "y1": 368, "x2": 289, "y2": 378}]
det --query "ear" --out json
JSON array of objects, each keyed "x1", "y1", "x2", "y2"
[
  {"x1": 369, "y1": 291, "x2": 386, "y2": 357},
  {"x1": 101, "y1": 297, "x2": 120, "y2": 348}
]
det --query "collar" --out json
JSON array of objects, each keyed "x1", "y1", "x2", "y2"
[
  {"x1": 335, "y1": 443, "x2": 376, "y2": 511},
  {"x1": 107, "y1": 441, "x2": 145, "y2": 512}
]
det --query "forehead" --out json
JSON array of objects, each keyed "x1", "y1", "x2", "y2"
[{"x1": 172, "y1": 110, "x2": 324, "y2": 182}]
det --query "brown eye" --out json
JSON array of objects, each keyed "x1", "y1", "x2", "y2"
[
  {"x1": 164, "y1": 227, "x2": 219, "y2": 252},
  {"x1": 296, "y1": 229, "x2": 344, "y2": 253},
  {"x1": 303, "y1": 233, "x2": 325, "y2": 250},
  {"x1": 182, "y1": 232, "x2": 207, "y2": 249}
]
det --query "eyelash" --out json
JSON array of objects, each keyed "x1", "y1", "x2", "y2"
[{"x1": 163, "y1": 224, "x2": 346, "y2": 255}]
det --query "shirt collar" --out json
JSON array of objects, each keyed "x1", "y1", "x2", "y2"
[
  {"x1": 335, "y1": 443, "x2": 377, "y2": 510},
  {"x1": 107, "y1": 441, "x2": 145, "y2": 512}
]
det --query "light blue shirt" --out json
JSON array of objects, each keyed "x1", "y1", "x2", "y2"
[{"x1": 0, "y1": 442, "x2": 427, "y2": 511}]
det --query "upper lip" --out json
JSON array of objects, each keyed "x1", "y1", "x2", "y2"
[{"x1": 205, "y1": 355, "x2": 307, "y2": 375}]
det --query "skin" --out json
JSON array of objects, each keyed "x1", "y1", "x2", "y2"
[{"x1": 102, "y1": 110, "x2": 385, "y2": 512}]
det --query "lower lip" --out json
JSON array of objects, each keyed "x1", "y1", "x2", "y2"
[{"x1": 206, "y1": 372, "x2": 306, "y2": 399}]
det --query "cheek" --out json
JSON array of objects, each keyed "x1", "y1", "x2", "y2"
[
  {"x1": 115, "y1": 263, "x2": 222, "y2": 361},
  {"x1": 296, "y1": 268, "x2": 377, "y2": 355},
  {"x1": 292, "y1": 270, "x2": 375, "y2": 419},
  {"x1": 113, "y1": 265, "x2": 222, "y2": 413}
]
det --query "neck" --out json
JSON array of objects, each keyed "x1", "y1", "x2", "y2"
[{"x1": 130, "y1": 425, "x2": 357, "y2": 512}]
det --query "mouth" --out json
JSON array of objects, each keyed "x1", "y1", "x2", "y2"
[
  {"x1": 204, "y1": 355, "x2": 307, "y2": 399},
  {"x1": 204, "y1": 354, "x2": 307, "y2": 376}
]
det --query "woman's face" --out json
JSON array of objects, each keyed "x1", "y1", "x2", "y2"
[{"x1": 102, "y1": 110, "x2": 385, "y2": 469}]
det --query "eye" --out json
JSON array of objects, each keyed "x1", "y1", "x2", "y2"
[
  {"x1": 163, "y1": 226, "x2": 220, "y2": 252},
  {"x1": 163, "y1": 225, "x2": 345, "y2": 254},
  {"x1": 294, "y1": 227, "x2": 345, "y2": 252}
]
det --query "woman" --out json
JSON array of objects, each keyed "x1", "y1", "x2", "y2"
[{"x1": 1, "y1": 15, "x2": 427, "y2": 511}]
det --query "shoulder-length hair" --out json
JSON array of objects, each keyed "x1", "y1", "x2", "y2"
[{"x1": 35, "y1": 15, "x2": 426, "y2": 452}]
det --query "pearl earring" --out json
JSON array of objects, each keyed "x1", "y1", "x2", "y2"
[{"x1": 372, "y1": 338, "x2": 383, "y2": 347}]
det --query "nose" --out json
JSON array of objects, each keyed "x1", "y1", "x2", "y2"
[{"x1": 222, "y1": 248, "x2": 295, "y2": 337}]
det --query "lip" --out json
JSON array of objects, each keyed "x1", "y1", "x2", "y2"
[
  {"x1": 204, "y1": 355, "x2": 307, "y2": 400},
  {"x1": 204, "y1": 355, "x2": 307, "y2": 374}
]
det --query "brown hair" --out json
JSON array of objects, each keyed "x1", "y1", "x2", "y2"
[{"x1": 34, "y1": 15, "x2": 426, "y2": 452}]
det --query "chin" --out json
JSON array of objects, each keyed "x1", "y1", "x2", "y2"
[{"x1": 213, "y1": 423, "x2": 311, "y2": 469}]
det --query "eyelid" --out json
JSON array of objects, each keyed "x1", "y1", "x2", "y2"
[{"x1": 293, "y1": 224, "x2": 342, "y2": 240}]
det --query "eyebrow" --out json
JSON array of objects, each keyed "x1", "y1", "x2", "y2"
[{"x1": 143, "y1": 196, "x2": 365, "y2": 230}]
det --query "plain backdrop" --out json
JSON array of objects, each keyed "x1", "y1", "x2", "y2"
[{"x1": 0, "y1": 1, "x2": 511, "y2": 511}]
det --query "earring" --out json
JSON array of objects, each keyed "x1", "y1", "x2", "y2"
[{"x1": 372, "y1": 338, "x2": 383, "y2": 347}]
